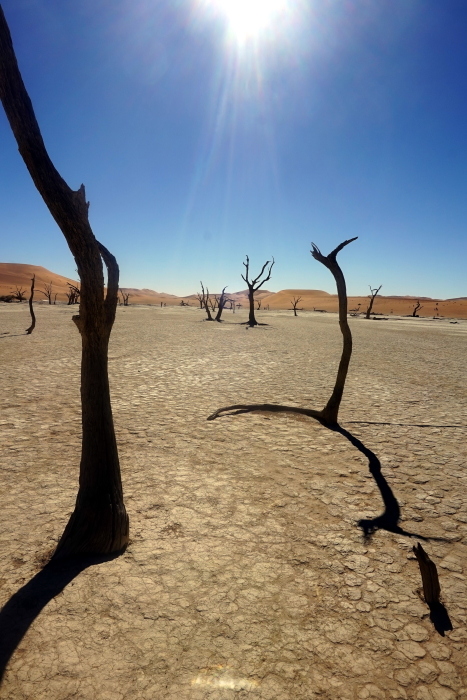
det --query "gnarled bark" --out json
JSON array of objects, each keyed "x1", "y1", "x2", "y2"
[
  {"x1": 208, "y1": 238, "x2": 357, "y2": 425},
  {"x1": 0, "y1": 7, "x2": 129, "y2": 558}
]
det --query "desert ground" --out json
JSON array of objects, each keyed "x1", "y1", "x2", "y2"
[{"x1": 0, "y1": 303, "x2": 466, "y2": 700}]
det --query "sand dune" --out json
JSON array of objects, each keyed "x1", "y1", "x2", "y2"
[
  {"x1": 1, "y1": 264, "x2": 466, "y2": 317},
  {"x1": 0, "y1": 263, "x2": 79, "y2": 302}
]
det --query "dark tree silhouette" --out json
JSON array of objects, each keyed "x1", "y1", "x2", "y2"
[
  {"x1": 289, "y1": 296, "x2": 303, "y2": 316},
  {"x1": 365, "y1": 285, "x2": 382, "y2": 319},
  {"x1": 208, "y1": 238, "x2": 357, "y2": 425},
  {"x1": 412, "y1": 300, "x2": 423, "y2": 317},
  {"x1": 119, "y1": 290, "x2": 130, "y2": 306},
  {"x1": 26, "y1": 275, "x2": 35, "y2": 334},
  {"x1": 256, "y1": 299, "x2": 262, "y2": 310},
  {"x1": 66, "y1": 283, "x2": 80, "y2": 305},
  {"x1": 199, "y1": 281, "x2": 214, "y2": 320},
  {"x1": 215, "y1": 287, "x2": 232, "y2": 322},
  {"x1": 11, "y1": 285, "x2": 27, "y2": 302},
  {"x1": 241, "y1": 255, "x2": 274, "y2": 327},
  {"x1": 0, "y1": 7, "x2": 129, "y2": 558},
  {"x1": 38, "y1": 281, "x2": 53, "y2": 305}
]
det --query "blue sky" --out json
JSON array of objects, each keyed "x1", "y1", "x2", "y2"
[{"x1": 1, "y1": 0, "x2": 466, "y2": 297}]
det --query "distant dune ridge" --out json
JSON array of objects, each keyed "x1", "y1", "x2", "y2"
[{"x1": 1, "y1": 263, "x2": 466, "y2": 318}]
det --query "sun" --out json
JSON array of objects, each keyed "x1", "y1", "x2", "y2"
[{"x1": 211, "y1": 0, "x2": 288, "y2": 41}]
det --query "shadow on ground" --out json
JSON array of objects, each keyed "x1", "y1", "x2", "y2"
[{"x1": 0, "y1": 553, "x2": 120, "y2": 683}]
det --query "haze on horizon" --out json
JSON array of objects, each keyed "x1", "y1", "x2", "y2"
[{"x1": 0, "y1": 0, "x2": 466, "y2": 299}]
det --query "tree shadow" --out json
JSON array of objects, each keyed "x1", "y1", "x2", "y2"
[
  {"x1": 328, "y1": 424, "x2": 446, "y2": 541},
  {"x1": 0, "y1": 553, "x2": 120, "y2": 683},
  {"x1": 428, "y1": 602, "x2": 453, "y2": 637},
  {"x1": 209, "y1": 405, "x2": 448, "y2": 543}
]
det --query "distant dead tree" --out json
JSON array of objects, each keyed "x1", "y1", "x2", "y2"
[
  {"x1": 241, "y1": 255, "x2": 274, "y2": 327},
  {"x1": 365, "y1": 285, "x2": 382, "y2": 319},
  {"x1": 179, "y1": 299, "x2": 189, "y2": 306},
  {"x1": 11, "y1": 285, "x2": 27, "y2": 302},
  {"x1": 199, "y1": 282, "x2": 214, "y2": 320},
  {"x1": 289, "y1": 296, "x2": 303, "y2": 316},
  {"x1": 26, "y1": 274, "x2": 35, "y2": 334},
  {"x1": 208, "y1": 238, "x2": 358, "y2": 425},
  {"x1": 119, "y1": 290, "x2": 131, "y2": 306},
  {"x1": 349, "y1": 303, "x2": 361, "y2": 317},
  {"x1": 0, "y1": 8, "x2": 128, "y2": 557},
  {"x1": 53, "y1": 292, "x2": 58, "y2": 304},
  {"x1": 66, "y1": 283, "x2": 80, "y2": 305},
  {"x1": 412, "y1": 300, "x2": 423, "y2": 317},
  {"x1": 256, "y1": 299, "x2": 262, "y2": 310},
  {"x1": 196, "y1": 290, "x2": 204, "y2": 309},
  {"x1": 214, "y1": 287, "x2": 232, "y2": 322},
  {"x1": 38, "y1": 281, "x2": 53, "y2": 304}
]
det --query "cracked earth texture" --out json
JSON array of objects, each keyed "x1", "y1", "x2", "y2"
[{"x1": 0, "y1": 304, "x2": 466, "y2": 700}]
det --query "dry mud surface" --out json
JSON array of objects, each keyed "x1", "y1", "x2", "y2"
[{"x1": 0, "y1": 304, "x2": 466, "y2": 700}]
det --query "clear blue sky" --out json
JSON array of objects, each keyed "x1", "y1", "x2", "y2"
[{"x1": 1, "y1": 0, "x2": 466, "y2": 298}]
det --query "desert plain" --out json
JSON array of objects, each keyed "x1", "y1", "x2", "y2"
[{"x1": 0, "y1": 301, "x2": 466, "y2": 700}]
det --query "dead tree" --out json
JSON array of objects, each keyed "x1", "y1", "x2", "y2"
[
  {"x1": 26, "y1": 274, "x2": 35, "y2": 334},
  {"x1": 120, "y1": 290, "x2": 130, "y2": 306},
  {"x1": 11, "y1": 285, "x2": 27, "y2": 302},
  {"x1": 365, "y1": 285, "x2": 381, "y2": 319},
  {"x1": 208, "y1": 238, "x2": 358, "y2": 425},
  {"x1": 53, "y1": 292, "x2": 58, "y2": 305},
  {"x1": 349, "y1": 303, "x2": 361, "y2": 316},
  {"x1": 196, "y1": 291, "x2": 204, "y2": 309},
  {"x1": 66, "y1": 283, "x2": 80, "y2": 305},
  {"x1": 256, "y1": 299, "x2": 262, "y2": 310},
  {"x1": 241, "y1": 255, "x2": 274, "y2": 327},
  {"x1": 214, "y1": 287, "x2": 232, "y2": 322},
  {"x1": 38, "y1": 281, "x2": 53, "y2": 304},
  {"x1": 289, "y1": 296, "x2": 303, "y2": 316},
  {"x1": 0, "y1": 8, "x2": 128, "y2": 558},
  {"x1": 412, "y1": 300, "x2": 423, "y2": 317},
  {"x1": 199, "y1": 282, "x2": 214, "y2": 321}
]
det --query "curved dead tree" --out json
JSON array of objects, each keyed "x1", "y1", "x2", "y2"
[
  {"x1": 208, "y1": 238, "x2": 357, "y2": 425},
  {"x1": 26, "y1": 274, "x2": 35, "y2": 334},
  {"x1": 215, "y1": 287, "x2": 231, "y2": 322},
  {"x1": 0, "y1": 8, "x2": 129, "y2": 558}
]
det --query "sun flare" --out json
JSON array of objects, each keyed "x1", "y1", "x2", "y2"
[{"x1": 211, "y1": 0, "x2": 288, "y2": 41}]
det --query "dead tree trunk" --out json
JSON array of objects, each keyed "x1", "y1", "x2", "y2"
[
  {"x1": 289, "y1": 296, "x2": 303, "y2": 316},
  {"x1": 215, "y1": 287, "x2": 230, "y2": 322},
  {"x1": 199, "y1": 282, "x2": 213, "y2": 321},
  {"x1": 26, "y1": 274, "x2": 35, "y2": 334},
  {"x1": 242, "y1": 255, "x2": 274, "y2": 327},
  {"x1": 0, "y1": 7, "x2": 129, "y2": 558},
  {"x1": 365, "y1": 285, "x2": 382, "y2": 319},
  {"x1": 208, "y1": 238, "x2": 357, "y2": 424},
  {"x1": 412, "y1": 300, "x2": 422, "y2": 317},
  {"x1": 38, "y1": 281, "x2": 53, "y2": 304}
]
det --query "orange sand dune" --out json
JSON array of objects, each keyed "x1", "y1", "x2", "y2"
[
  {"x1": 262, "y1": 289, "x2": 467, "y2": 319},
  {"x1": 0, "y1": 263, "x2": 79, "y2": 302},
  {"x1": 2, "y1": 265, "x2": 466, "y2": 318}
]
